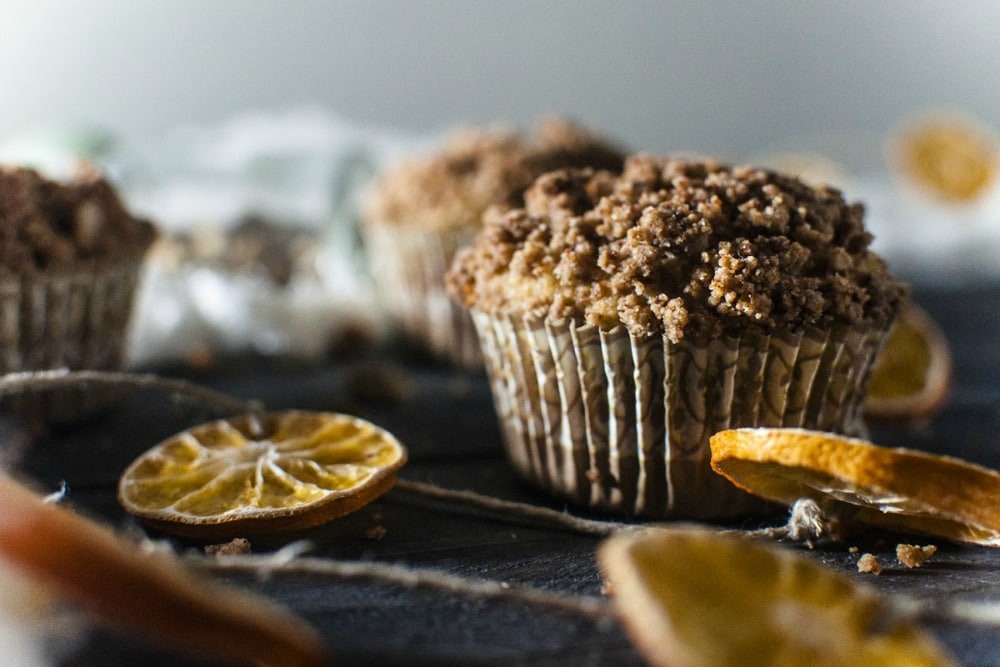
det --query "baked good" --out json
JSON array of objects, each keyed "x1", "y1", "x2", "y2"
[
  {"x1": 361, "y1": 118, "x2": 624, "y2": 366},
  {"x1": 0, "y1": 164, "x2": 157, "y2": 420},
  {"x1": 447, "y1": 155, "x2": 905, "y2": 518}
]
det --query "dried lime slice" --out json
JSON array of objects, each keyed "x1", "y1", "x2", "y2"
[
  {"x1": 119, "y1": 410, "x2": 407, "y2": 538},
  {"x1": 598, "y1": 527, "x2": 954, "y2": 667}
]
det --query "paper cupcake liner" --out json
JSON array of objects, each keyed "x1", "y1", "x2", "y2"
[
  {"x1": 0, "y1": 257, "x2": 147, "y2": 422},
  {"x1": 472, "y1": 311, "x2": 887, "y2": 519},
  {"x1": 362, "y1": 220, "x2": 481, "y2": 367}
]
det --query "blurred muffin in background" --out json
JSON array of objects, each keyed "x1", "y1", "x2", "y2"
[
  {"x1": 448, "y1": 156, "x2": 905, "y2": 519},
  {"x1": 0, "y1": 164, "x2": 157, "y2": 421},
  {"x1": 360, "y1": 118, "x2": 625, "y2": 367}
]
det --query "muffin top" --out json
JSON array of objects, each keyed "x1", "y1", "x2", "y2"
[
  {"x1": 361, "y1": 118, "x2": 625, "y2": 232},
  {"x1": 447, "y1": 155, "x2": 905, "y2": 342},
  {"x1": 0, "y1": 165, "x2": 157, "y2": 275}
]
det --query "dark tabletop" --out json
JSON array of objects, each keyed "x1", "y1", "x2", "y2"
[{"x1": 12, "y1": 283, "x2": 1000, "y2": 666}]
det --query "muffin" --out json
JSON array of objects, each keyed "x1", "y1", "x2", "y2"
[
  {"x1": 361, "y1": 118, "x2": 625, "y2": 367},
  {"x1": 447, "y1": 156, "x2": 905, "y2": 519},
  {"x1": 0, "y1": 164, "x2": 157, "y2": 420}
]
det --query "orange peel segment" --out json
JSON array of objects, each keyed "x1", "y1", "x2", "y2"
[
  {"x1": 1, "y1": 474, "x2": 325, "y2": 667},
  {"x1": 710, "y1": 427, "x2": 1000, "y2": 546},
  {"x1": 865, "y1": 301, "x2": 951, "y2": 421},
  {"x1": 119, "y1": 410, "x2": 407, "y2": 538},
  {"x1": 598, "y1": 527, "x2": 953, "y2": 667}
]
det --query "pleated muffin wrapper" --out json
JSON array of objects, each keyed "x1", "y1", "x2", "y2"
[
  {"x1": 362, "y1": 219, "x2": 481, "y2": 368},
  {"x1": 0, "y1": 255, "x2": 148, "y2": 422},
  {"x1": 472, "y1": 310, "x2": 889, "y2": 520}
]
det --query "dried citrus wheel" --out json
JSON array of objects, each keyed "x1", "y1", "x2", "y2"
[
  {"x1": 865, "y1": 301, "x2": 951, "y2": 421},
  {"x1": 710, "y1": 428, "x2": 1000, "y2": 546},
  {"x1": 118, "y1": 410, "x2": 407, "y2": 538},
  {"x1": 2, "y1": 474, "x2": 325, "y2": 667},
  {"x1": 598, "y1": 527, "x2": 953, "y2": 667},
  {"x1": 887, "y1": 110, "x2": 999, "y2": 203}
]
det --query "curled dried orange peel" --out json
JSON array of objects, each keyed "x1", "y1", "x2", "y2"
[
  {"x1": 710, "y1": 428, "x2": 1000, "y2": 546},
  {"x1": 598, "y1": 527, "x2": 953, "y2": 667},
  {"x1": 119, "y1": 410, "x2": 407, "y2": 538},
  {"x1": 865, "y1": 301, "x2": 951, "y2": 421},
  {"x1": 1, "y1": 474, "x2": 326, "y2": 667}
]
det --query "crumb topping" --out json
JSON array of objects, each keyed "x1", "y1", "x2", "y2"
[
  {"x1": 856, "y1": 553, "x2": 882, "y2": 575},
  {"x1": 0, "y1": 165, "x2": 157, "y2": 274},
  {"x1": 447, "y1": 155, "x2": 905, "y2": 341},
  {"x1": 204, "y1": 538, "x2": 252, "y2": 556},
  {"x1": 896, "y1": 543, "x2": 937, "y2": 569},
  {"x1": 362, "y1": 118, "x2": 625, "y2": 231}
]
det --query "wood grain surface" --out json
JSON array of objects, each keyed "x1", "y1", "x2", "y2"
[{"x1": 13, "y1": 284, "x2": 1000, "y2": 666}]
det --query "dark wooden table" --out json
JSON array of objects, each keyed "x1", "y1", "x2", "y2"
[{"x1": 14, "y1": 283, "x2": 1000, "y2": 666}]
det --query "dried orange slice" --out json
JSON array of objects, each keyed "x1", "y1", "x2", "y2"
[
  {"x1": 710, "y1": 428, "x2": 1000, "y2": 546},
  {"x1": 865, "y1": 301, "x2": 951, "y2": 421},
  {"x1": 887, "y1": 110, "x2": 999, "y2": 203},
  {"x1": 1, "y1": 473, "x2": 325, "y2": 667},
  {"x1": 598, "y1": 527, "x2": 953, "y2": 667},
  {"x1": 119, "y1": 410, "x2": 407, "y2": 538}
]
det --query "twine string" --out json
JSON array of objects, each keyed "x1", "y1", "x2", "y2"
[{"x1": 0, "y1": 369, "x2": 263, "y2": 419}]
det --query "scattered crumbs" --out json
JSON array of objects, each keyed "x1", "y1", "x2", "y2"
[
  {"x1": 184, "y1": 344, "x2": 216, "y2": 371},
  {"x1": 345, "y1": 362, "x2": 412, "y2": 404},
  {"x1": 848, "y1": 546, "x2": 859, "y2": 554},
  {"x1": 897, "y1": 544, "x2": 937, "y2": 569},
  {"x1": 204, "y1": 538, "x2": 252, "y2": 556},
  {"x1": 857, "y1": 553, "x2": 882, "y2": 575},
  {"x1": 363, "y1": 525, "x2": 387, "y2": 541},
  {"x1": 500, "y1": 582, "x2": 511, "y2": 589}
]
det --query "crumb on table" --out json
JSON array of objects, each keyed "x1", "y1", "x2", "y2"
[
  {"x1": 857, "y1": 553, "x2": 882, "y2": 575},
  {"x1": 204, "y1": 538, "x2": 252, "y2": 556},
  {"x1": 897, "y1": 544, "x2": 937, "y2": 568}
]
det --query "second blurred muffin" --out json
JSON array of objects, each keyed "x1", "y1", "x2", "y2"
[
  {"x1": 360, "y1": 119, "x2": 624, "y2": 367},
  {"x1": 0, "y1": 164, "x2": 157, "y2": 421}
]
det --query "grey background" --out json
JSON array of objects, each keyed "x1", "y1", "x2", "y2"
[{"x1": 1, "y1": 0, "x2": 998, "y2": 157}]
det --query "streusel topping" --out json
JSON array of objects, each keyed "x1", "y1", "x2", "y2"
[
  {"x1": 0, "y1": 165, "x2": 156, "y2": 275},
  {"x1": 362, "y1": 118, "x2": 624, "y2": 231},
  {"x1": 447, "y1": 155, "x2": 904, "y2": 342}
]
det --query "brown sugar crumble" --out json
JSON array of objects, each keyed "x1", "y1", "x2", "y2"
[
  {"x1": 856, "y1": 553, "x2": 882, "y2": 575},
  {"x1": 362, "y1": 118, "x2": 625, "y2": 232},
  {"x1": 204, "y1": 538, "x2": 252, "y2": 556},
  {"x1": 363, "y1": 525, "x2": 388, "y2": 541},
  {"x1": 0, "y1": 164, "x2": 156, "y2": 275},
  {"x1": 896, "y1": 543, "x2": 937, "y2": 569},
  {"x1": 447, "y1": 155, "x2": 905, "y2": 342}
]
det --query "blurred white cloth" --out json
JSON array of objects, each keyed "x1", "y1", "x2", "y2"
[{"x1": 0, "y1": 108, "x2": 426, "y2": 365}]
